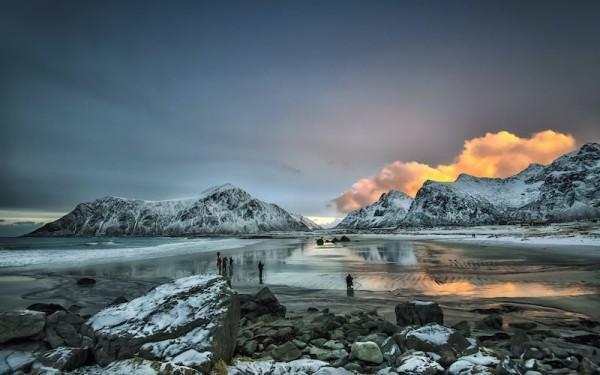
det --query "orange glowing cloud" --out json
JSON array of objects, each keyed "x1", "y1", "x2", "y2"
[{"x1": 335, "y1": 130, "x2": 576, "y2": 213}]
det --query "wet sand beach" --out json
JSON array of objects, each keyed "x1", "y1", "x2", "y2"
[{"x1": 0, "y1": 235, "x2": 598, "y2": 328}]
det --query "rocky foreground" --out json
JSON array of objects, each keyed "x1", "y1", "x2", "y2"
[{"x1": 0, "y1": 275, "x2": 599, "y2": 374}]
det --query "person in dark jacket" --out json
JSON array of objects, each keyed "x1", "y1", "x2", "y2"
[{"x1": 258, "y1": 261, "x2": 264, "y2": 284}]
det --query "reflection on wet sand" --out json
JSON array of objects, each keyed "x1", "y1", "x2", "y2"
[{"x1": 4, "y1": 237, "x2": 597, "y2": 304}]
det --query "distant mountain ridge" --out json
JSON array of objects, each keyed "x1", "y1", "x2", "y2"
[
  {"x1": 338, "y1": 142, "x2": 600, "y2": 228},
  {"x1": 336, "y1": 190, "x2": 413, "y2": 229},
  {"x1": 29, "y1": 183, "x2": 316, "y2": 236}
]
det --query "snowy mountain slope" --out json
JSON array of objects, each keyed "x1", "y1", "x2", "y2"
[
  {"x1": 29, "y1": 184, "x2": 313, "y2": 236},
  {"x1": 336, "y1": 190, "x2": 413, "y2": 229},
  {"x1": 290, "y1": 214, "x2": 323, "y2": 230},
  {"x1": 402, "y1": 142, "x2": 600, "y2": 226}
]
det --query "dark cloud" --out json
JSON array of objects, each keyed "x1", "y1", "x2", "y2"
[{"x1": 1, "y1": 0, "x2": 599, "y2": 219}]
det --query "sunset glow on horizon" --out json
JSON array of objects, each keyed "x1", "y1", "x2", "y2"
[{"x1": 335, "y1": 130, "x2": 577, "y2": 213}]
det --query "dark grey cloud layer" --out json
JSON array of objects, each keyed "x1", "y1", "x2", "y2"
[{"x1": 1, "y1": 0, "x2": 600, "y2": 221}]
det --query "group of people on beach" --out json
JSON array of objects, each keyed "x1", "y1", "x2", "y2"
[
  {"x1": 215, "y1": 252, "x2": 354, "y2": 292},
  {"x1": 216, "y1": 252, "x2": 234, "y2": 277}
]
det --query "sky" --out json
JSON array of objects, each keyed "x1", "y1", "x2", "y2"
[{"x1": 1, "y1": 0, "x2": 600, "y2": 235}]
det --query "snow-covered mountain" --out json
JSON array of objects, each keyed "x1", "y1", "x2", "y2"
[
  {"x1": 29, "y1": 184, "x2": 314, "y2": 236},
  {"x1": 403, "y1": 142, "x2": 600, "y2": 226},
  {"x1": 336, "y1": 190, "x2": 413, "y2": 229},
  {"x1": 290, "y1": 214, "x2": 323, "y2": 230},
  {"x1": 337, "y1": 143, "x2": 600, "y2": 228}
]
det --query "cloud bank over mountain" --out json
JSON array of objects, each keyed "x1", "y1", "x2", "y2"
[{"x1": 335, "y1": 130, "x2": 576, "y2": 213}]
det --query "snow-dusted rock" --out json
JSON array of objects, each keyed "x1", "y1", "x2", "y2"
[
  {"x1": 38, "y1": 346, "x2": 89, "y2": 371},
  {"x1": 69, "y1": 358, "x2": 201, "y2": 374},
  {"x1": 30, "y1": 183, "x2": 314, "y2": 236},
  {"x1": 400, "y1": 324, "x2": 469, "y2": 366},
  {"x1": 336, "y1": 191, "x2": 413, "y2": 229},
  {"x1": 395, "y1": 300, "x2": 443, "y2": 326},
  {"x1": 83, "y1": 275, "x2": 239, "y2": 372},
  {"x1": 227, "y1": 358, "x2": 346, "y2": 374},
  {"x1": 447, "y1": 360, "x2": 494, "y2": 375},
  {"x1": 396, "y1": 352, "x2": 444, "y2": 374},
  {"x1": 0, "y1": 350, "x2": 35, "y2": 375},
  {"x1": 0, "y1": 310, "x2": 46, "y2": 344},
  {"x1": 350, "y1": 341, "x2": 384, "y2": 364}
]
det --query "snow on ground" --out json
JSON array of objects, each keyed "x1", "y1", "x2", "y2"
[
  {"x1": 355, "y1": 222, "x2": 600, "y2": 247},
  {"x1": 0, "y1": 237, "x2": 263, "y2": 269}
]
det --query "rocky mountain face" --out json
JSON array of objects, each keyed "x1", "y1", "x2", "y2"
[
  {"x1": 340, "y1": 143, "x2": 600, "y2": 228},
  {"x1": 336, "y1": 191, "x2": 413, "y2": 229},
  {"x1": 29, "y1": 184, "x2": 313, "y2": 236}
]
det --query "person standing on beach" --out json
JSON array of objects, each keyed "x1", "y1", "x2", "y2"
[
  {"x1": 229, "y1": 257, "x2": 234, "y2": 277},
  {"x1": 222, "y1": 256, "x2": 228, "y2": 275},
  {"x1": 216, "y1": 252, "x2": 222, "y2": 275},
  {"x1": 258, "y1": 261, "x2": 264, "y2": 284},
  {"x1": 346, "y1": 274, "x2": 354, "y2": 289}
]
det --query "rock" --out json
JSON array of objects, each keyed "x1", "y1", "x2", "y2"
[
  {"x1": 448, "y1": 360, "x2": 494, "y2": 375},
  {"x1": 76, "y1": 277, "x2": 96, "y2": 286},
  {"x1": 403, "y1": 324, "x2": 469, "y2": 366},
  {"x1": 395, "y1": 352, "x2": 444, "y2": 374},
  {"x1": 38, "y1": 346, "x2": 89, "y2": 371},
  {"x1": 108, "y1": 296, "x2": 128, "y2": 306},
  {"x1": 580, "y1": 357, "x2": 600, "y2": 375},
  {"x1": 271, "y1": 341, "x2": 302, "y2": 362},
  {"x1": 323, "y1": 340, "x2": 345, "y2": 350},
  {"x1": 476, "y1": 314, "x2": 503, "y2": 330},
  {"x1": 0, "y1": 310, "x2": 46, "y2": 344},
  {"x1": 496, "y1": 355, "x2": 521, "y2": 375},
  {"x1": 316, "y1": 238, "x2": 324, "y2": 246},
  {"x1": 242, "y1": 340, "x2": 257, "y2": 356},
  {"x1": 510, "y1": 330, "x2": 529, "y2": 357},
  {"x1": 524, "y1": 347, "x2": 545, "y2": 360},
  {"x1": 452, "y1": 321, "x2": 471, "y2": 337},
  {"x1": 380, "y1": 337, "x2": 401, "y2": 365},
  {"x1": 350, "y1": 341, "x2": 383, "y2": 364},
  {"x1": 562, "y1": 356, "x2": 579, "y2": 370},
  {"x1": 228, "y1": 358, "x2": 341, "y2": 374},
  {"x1": 75, "y1": 358, "x2": 201, "y2": 374},
  {"x1": 26, "y1": 303, "x2": 66, "y2": 315},
  {"x1": 340, "y1": 236, "x2": 350, "y2": 242},
  {"x1": 344, "y1": 362, "x2": 363, "y2": 372},
  {"x1": 395, "y1": 301, "x2": 443, "y2": 327},
  {"x1": 0, "y1": 350, "x2": 35, "y2": 375},
  {"x1": 308, "y1": 307, "x2": 319, "y2": 313},
  {"x1": 84, "y1": 275, "x2": 239, "y2": 373},
  {"x1": 241, "y1": 287, "x2": 286, "y2": 321},
  {"x1": 360, "y1": 333, "x2": 387, "y2": 348},
  {"x1": 508, "y1": 321, "x2": 537, "y2": 330}
]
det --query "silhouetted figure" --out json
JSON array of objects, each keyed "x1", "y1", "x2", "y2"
[
  {"x1": 216, "y1": 252, "x2": 222, "y2": 275},
  {"x1": 346, "y1": 274, "x2": 354, "y2": 289},
  {"x1": 258, "y1": 261, "x2": 264, "y2": 284},
  {"x1": 229, "y1": 257, "x2": 234, "y2": 277},
  {"x1": 222, "y1": 256, "x2": 228, "y2": 275},
  {"x1": 346, "y1": 274, "x2": 354, "y2": 296}
]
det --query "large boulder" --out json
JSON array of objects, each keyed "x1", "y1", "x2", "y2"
[
  {"x1": 395, "y1": 301, "x2": 443, "y2": 327},
  {"x1": 0, "y1": 310, "x2": 46, "y2": 344},
  {"x1": 83, "y1": 275, "x2": 239, "y2": 373},
  {"x1": 350, "y1": 341, "x2": 383, "y2": 364},
  {"x1": 240, "y1": 287, "x2": 286, "y2": 321}
]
